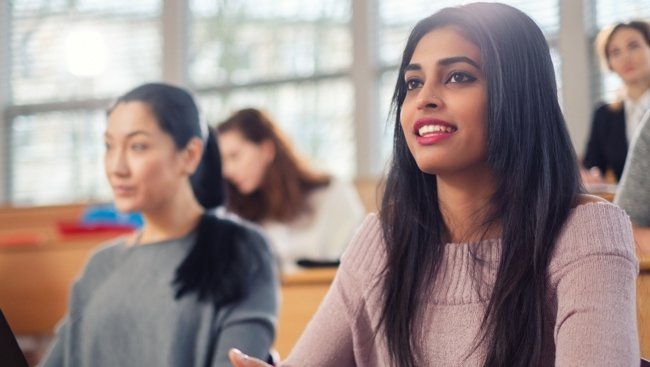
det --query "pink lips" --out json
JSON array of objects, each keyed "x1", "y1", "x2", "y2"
[
  {"x1": 112, "y1": 185, "x2": 135, "y2": 197},
  {"x1": 413, "y1": 118, "x2": 457, "y2": 145}
]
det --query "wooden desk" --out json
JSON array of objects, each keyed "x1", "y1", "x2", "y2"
[
  {"x1": 639, "y1": 257, "x2": 650, "y2": 358},
  {"x1": 1, "y1": 233, "x2": 645, "y2": 358},
  {"x1": 276, "y1": 268, "x2": 337, "y2": 358},
  {"x1": 0, "y1": 204, "x2": 86, "y2": 232},
  {"x1": 0, "y1": 233, "x2": 122, "y2": 335}
]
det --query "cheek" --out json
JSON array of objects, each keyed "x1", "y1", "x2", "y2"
[
  {"x1": 609, "y1": 56, "x2": 622, "y2": 70},
  {"x1": 248, "y1": 157, "x2": 270, "y2": 184},
  {"x1": 241, "y1": 148, "x2": 268, "y2": 178},
  {"x1": 399, "y1": 100, "x2": 417, "y2": 142},
  {"x1": 136, "y1": 156, "x2": 181, "y2": 196},
  {"x1": 637, "y1": 48, "x2": 650, "y2": 66}
]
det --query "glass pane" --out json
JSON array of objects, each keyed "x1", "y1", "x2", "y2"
[
  {"x1": 12, "y1": 0, "x2": 159, "y2": 15},
  {"x1": 10, "y1": 1, "x2": 162, "y2": 104},
  {"x1": 10, "y1": 110, "x2": 111, "y2": 206},
  {"x1": 596, "y1": 0, "x2": 650, "y2": 29},
  {"x1": 198, "y1": 78, "x2": 355, "y2": 178},
  {"x1": 189, "y1": 0, "x2": 351, "y2": 87},
  {"x1": 379, "y1": 0, "x2": 560, "y2": 65},
  {"x1": 379, "y1": 70, "x2": 398, "y2": 164}
]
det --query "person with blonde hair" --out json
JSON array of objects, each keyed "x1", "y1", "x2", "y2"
[{"x1": 583, "y1": 20, "x2": 650, "y2": 184}]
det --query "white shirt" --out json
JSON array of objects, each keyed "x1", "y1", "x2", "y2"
[
  {"x1": 261, "y1": 179, "x2": 366, "y2": 274},
  {"x1": 623, "y1": 89, "x2": 650, "y2": 144}
]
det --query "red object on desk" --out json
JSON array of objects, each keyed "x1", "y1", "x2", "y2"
[
  {"x1": 0, "y1": 233, "x2": 42, "y2": 248},
  {"x1": 57, "y1": 221, "x2": 135, "y2": 236}
]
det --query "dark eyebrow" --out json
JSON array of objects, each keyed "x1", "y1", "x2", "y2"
[
  {"x1": 126, "y1": 131, "x2": 152, "y2": 139},
  {"x1": 404, "y1": 56, "x2": 481, "y2": 73},
  {"x1": 438, "y1": 56, "x2": 480, "y2": 69},
  {"x1": 405, "y1": 64, "x2": 422, "y2": 72},
  {"x1": 104, "y1": 130, "x2": 152, "y2": 139}
]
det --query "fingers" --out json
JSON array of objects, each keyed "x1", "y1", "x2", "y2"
[{"x1": 228, "y1": 348, "x2": 272, "y2": 367}]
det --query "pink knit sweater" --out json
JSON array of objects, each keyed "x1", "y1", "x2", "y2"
[{"x1": 281, "y1": 202, "x2": 639, "y2": 366}]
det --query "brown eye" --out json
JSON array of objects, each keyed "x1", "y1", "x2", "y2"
[
  {"x1": 131, "y1": 143, "x2": 148, "y2": 152},
  {"x1": 406, "y1": 78, "x2": 423, "y2": 90},
  {"x1": 447, "y1": 72, "x2": 476, "y2": 84}
]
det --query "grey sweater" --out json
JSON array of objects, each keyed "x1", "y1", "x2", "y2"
[
  {"x1": 616, "y1": 110, "x2": 650, "y2": 226},
  {"x1": 41, "y1": 221, "x2": 278, "y2": 367}
]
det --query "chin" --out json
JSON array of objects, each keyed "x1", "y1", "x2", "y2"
[
  {"x1": 113, "y1": 200, "x2": 140, "y2": 213},
  {"x1": 238, "y1": 183, "x2": 258, "y2": 195},
  {"x1": 414, "y1": 161, "x2": 443, "y2": 175},
  {"x1": 412, "y1": 155, "x2": 450, "y2": 175}
]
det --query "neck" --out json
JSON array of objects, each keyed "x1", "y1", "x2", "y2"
[
  {"x1": 626, "y1": 77, "x2": 650, "y2": 100},
  {"x1": 436, "y1": 165, "x2": 499, "y2": 243},
  {"x1": 138, "y1": 183, "x2": 204, "y2": 245}
]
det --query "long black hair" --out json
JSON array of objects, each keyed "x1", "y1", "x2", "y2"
[
  {"x1": 380, "y1": 3, "x2": 581, "y2": 366},
  {"x1": 109, "y1": 83, "x2": 257, "y2": 306}
]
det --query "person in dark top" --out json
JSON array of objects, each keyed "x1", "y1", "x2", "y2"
[{"x1": 583, "y1": 20, "x2": 650, "y2": 183}]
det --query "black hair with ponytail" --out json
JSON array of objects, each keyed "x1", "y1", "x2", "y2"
[{"x1": 110, "y1": 82, "x2": 259, "y2": 306}]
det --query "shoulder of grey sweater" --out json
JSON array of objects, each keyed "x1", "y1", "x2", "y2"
[
  {"x1": 627, "y1": 111, "x2": 650, "y2": 160},
  {"x1": 548, "y1": 201, "x2": 637, "y2": 277},
  {"x1": 67, "y1": 237, "x2": 129, "y2": 311},
  {"x1": 81, "y1": 237, "x2": 129, "y2": 279},
  {"x1": 339, "y1": 213, "x2": 386, "y2": 290}
]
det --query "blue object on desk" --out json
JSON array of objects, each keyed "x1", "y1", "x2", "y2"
[{"x1": 81, "y1": 204, "x2": 143, "y2": 229}]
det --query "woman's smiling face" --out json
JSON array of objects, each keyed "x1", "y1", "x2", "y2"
[{"x1": 400, "y1": 26, "x2": 488, "y2": 176}]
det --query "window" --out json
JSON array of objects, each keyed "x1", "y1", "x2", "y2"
[
  {"x1": 0, "y1": 0, "x2": 621, "y2": 205},
  {"x1": 11, "y1": 0, "x2": 161, "y2": 104},
  {"x1": 10, "y1": 110, "x2": 110, "y2": 205},
  {"x1": 189, "y1": 0, "x2": 355, "y2": 178},
  {"x1": 5, "y1": 0, "x2": 162, "y2": 205}
]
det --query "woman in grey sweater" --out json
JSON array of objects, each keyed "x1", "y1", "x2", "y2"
[
  {"x1": 616, "y1": 111, "x2": 650, "y2": 254},
  {"x1": 41, "y1": 83, "x2": 278, "y2": 367}
]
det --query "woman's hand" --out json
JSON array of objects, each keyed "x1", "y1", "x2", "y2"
[{"x1": 229, "y1": 349, "x2": 273, "y2": 367}]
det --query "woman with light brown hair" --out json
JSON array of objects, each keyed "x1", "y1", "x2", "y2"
[
  {"x1": 583, "y1": 20, "x2": 650, "y2": 184},
  {"x1": 216, "y1": 108, "x2": 365, "y2": 273}
]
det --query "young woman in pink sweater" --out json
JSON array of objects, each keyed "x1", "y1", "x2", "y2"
[{"x1": 230, "y1": 3, "x2": 639, "y2": 366}]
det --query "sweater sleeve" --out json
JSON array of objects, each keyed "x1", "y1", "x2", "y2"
[
  {"x1": 281, "y1": 214, "x2": 385, "y2": 367},
  {"x1": 211, "y1": 231, "x2": 279, "y2": 367},
  {"x1": 39, "y1": 318, "x2": 68, "y2": 367},
  {"x1": 615, "y1": 111, "x2": 650, "y2": 226},
  {"x1": 550, "y1": 203, "x2": 639, "y2": 366},
  {"x1": 39, "y1": 241, "x2": 123, "y2": 367}
]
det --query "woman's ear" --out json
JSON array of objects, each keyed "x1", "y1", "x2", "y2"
[
  {"x1": 182, "y1": 137, "x2": 205, "y2": 175},
  {"x1": 260, "y1": 139, "x2": 276, "y2": 164}
]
